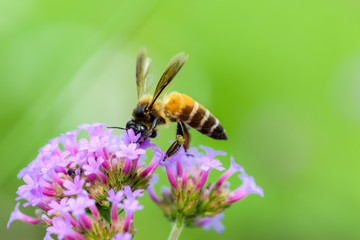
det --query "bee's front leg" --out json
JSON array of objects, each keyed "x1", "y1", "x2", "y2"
[
  {"x1": 138, "y1": 117, "x2": 160, "y2": 141},
  {"x1": 163, "y1": 121, "x2": 190, "y2": 161}
]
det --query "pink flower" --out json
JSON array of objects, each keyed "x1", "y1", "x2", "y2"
[{"x1": 116, "y1": 143, "x2": 145, "y2": 160}]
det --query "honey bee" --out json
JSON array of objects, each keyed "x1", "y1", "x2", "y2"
[{"x1": 121, "y1": 47, "x2": 227, "y2": 160}]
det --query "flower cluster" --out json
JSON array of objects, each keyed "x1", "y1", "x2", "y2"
[
  {"x1": 8, "y1": 123, "x2": 161, "y2": 240},
  {"x1": 8, "y1": 122, "x2": 264, "y2": 239},
  {"x1": 148, "y1": 145, "x2": 264, "y2": 234}
]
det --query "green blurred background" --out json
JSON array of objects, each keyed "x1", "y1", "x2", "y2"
[{"x1": 1, "y1": 0, "x2": 359, "y2": 239}]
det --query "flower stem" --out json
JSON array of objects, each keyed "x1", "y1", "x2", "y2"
[{"x1": 168, "y1": 213, "x2": 184, "y2": 240}]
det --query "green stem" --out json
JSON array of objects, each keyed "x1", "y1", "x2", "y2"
[{"x1": 168, "y1": 214, "x2": 185, "y2": 240}]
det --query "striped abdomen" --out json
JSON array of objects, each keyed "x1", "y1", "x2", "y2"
[{"x1": 164, "y1": 92, "x2": 227, "y2": 140}]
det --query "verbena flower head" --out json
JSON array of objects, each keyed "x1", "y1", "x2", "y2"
[
  {"x1": 148, "y1": 145, "x2": 264, "y2": 234},
  {"x1": 8, "y1": 123, "x2": 161, "y2": 240},
  {"x1": 9, "y1": 122, "x2": 264, "y2": 239}
]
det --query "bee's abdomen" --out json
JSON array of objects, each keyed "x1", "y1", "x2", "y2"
[{"x1": 164, "y1": 92, "x2": 227, "y2": 140}]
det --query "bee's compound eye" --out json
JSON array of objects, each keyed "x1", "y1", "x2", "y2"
[{"x1": 126, "y1": 120, "x2": 136, "y2": 129}]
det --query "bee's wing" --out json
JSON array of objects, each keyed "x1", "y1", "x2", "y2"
[
  {"x1": 136, "y1": 47, "x2": 153, "y2": 99},
  {"x1": 147, "y1": 52, "x2": 188, "y2": 110}
]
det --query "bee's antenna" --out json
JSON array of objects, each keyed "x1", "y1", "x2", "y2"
[{"x1": 108, "y1": 126, "x2": 126, "y2": 130}]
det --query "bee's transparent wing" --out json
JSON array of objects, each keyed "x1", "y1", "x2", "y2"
[
  {"x1": 147, "y1": 52, "x2": 188, "y2": 110},
  {"x1": 136, "y1": 47, "x2": 153, "y2": 99}
]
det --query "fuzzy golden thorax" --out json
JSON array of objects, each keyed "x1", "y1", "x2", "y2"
[{"x1": 132, "y1": 95, "x2": 166, "y2": 128}]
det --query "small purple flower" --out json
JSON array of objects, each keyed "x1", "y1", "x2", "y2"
[
  {"x1": 193, "y1": 150, "x2": 226, "y2": 191},
  {"x1": 121, "y1": 128, "x2": 141, "y2": 144},
  {"x1": 107, "y1": 189, "x2": 124, "y2": 205},
  {"x1": 198, "y1": 156, "x2": 225, "y2": 171},
  {"x1": 115, "y1": 143, "x2": 145, "y2": 160},
  {"x1": 118, "y1": 197, "x2": 144, "y2": 233},
  {"x1": 42, "y1": 151, "x2": 71, "y2": 171},
  {"x1": 68, "y1": 152, "x2": 88, "y2": 168},
  {"x1": 83, "y1": 156, "x2": 104, "y2": 176},
  {"x1": 48, "y1": 198, "x2": 69, "y2": 215},
  {"x1": 79, "y1": 123, "x2": 111, "y2": 138},
  {"x1": 64, "y1": 194, "x2": 95, "y2": 219},
  {"x1": 138, "y1": 137, "x2": 156, "y2": 150},
  {"x1": 199, "y1": 145, "x2": 226, "y2": 158},
  {"x1": 239, "y1": 172, "x2": 264, "y2": 196},
  {"x1": 196, "y1": 146, "x2": 226, "y2": 171},
  {"x1": 59, "y1": 130, "x2": 79, "y2": 156},
  {"x1": 196, "y1": 213, "x2": 225, "y2": 234},
  {"x1": 47, "y1": 216, "x2": 82, "y2": 240},
  {"x1": 21, "y1": 184, "x2": 45, "y2": 208},
  {"x1": 17, "y1": 159, "x2": 39, "y2": 179},
  {"x1": 16, "y1": 174, "x2": 36, "y2": 199},
  {"x1": 79, "y1": 136, "x2": 108, "y2": 153},
  {"x1": 229, "y1": 156, "x2": 244, "y2": 173},
  {"x1": 111, "y1": 232, "x2": 132, "y2": 240},
  {"x1": 123, "y1": 186, "x2": 144, "y2": 199},
  {"x1": 178, "y1": 147, "x2": 200, "y2": 167},
  {"x1": 7, "y1": 203, "x2": 42, "y2": 229},
  {"x1": 118, "y1": 198, "x2": 144, "y2": 213},
  {"x1": 107, "y1": 189, "x2": 124, "y2": 225},
  {"x1": 62, "y1": 175, "x2": 85, "y2": 196},
  {"x1": 82, "y1": 156, "x2": 107, "y2": 184},
  {"x1": 227, "y1": 172, "x2": 264, "y2": 203}
]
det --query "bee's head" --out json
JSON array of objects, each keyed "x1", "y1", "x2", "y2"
[{"x1": 125, "y1": 120, "x2": 147, "y2": 135}]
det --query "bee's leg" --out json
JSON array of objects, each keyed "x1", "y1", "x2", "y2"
[
  {"x1": 163, "y1": 121, "x2": 188, "y2": 161},
  {"x1": 139, "y1": 116, "x2": 160, "y2": 141},
  {"x1": 179, "y1": 121, "x2": 195, "y2": 157},
  {"x1": 179, "y1": 121, "x2": 190, "y2": 152}
]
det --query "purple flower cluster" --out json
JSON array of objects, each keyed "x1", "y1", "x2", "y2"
[
  {"x1": 8, "y1": 122, "x2": 264, "y2": 239},
  {"x1": 8, "y1": 123, "x2": 161, "y2": 240},
  {"x1": 148, "y1": 145, "x2": 264, "y2": 233}
]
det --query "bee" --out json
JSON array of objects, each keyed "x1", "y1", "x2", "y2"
[{"x1": 122, "y1": 47, "x2": 227, "y2": 160}]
